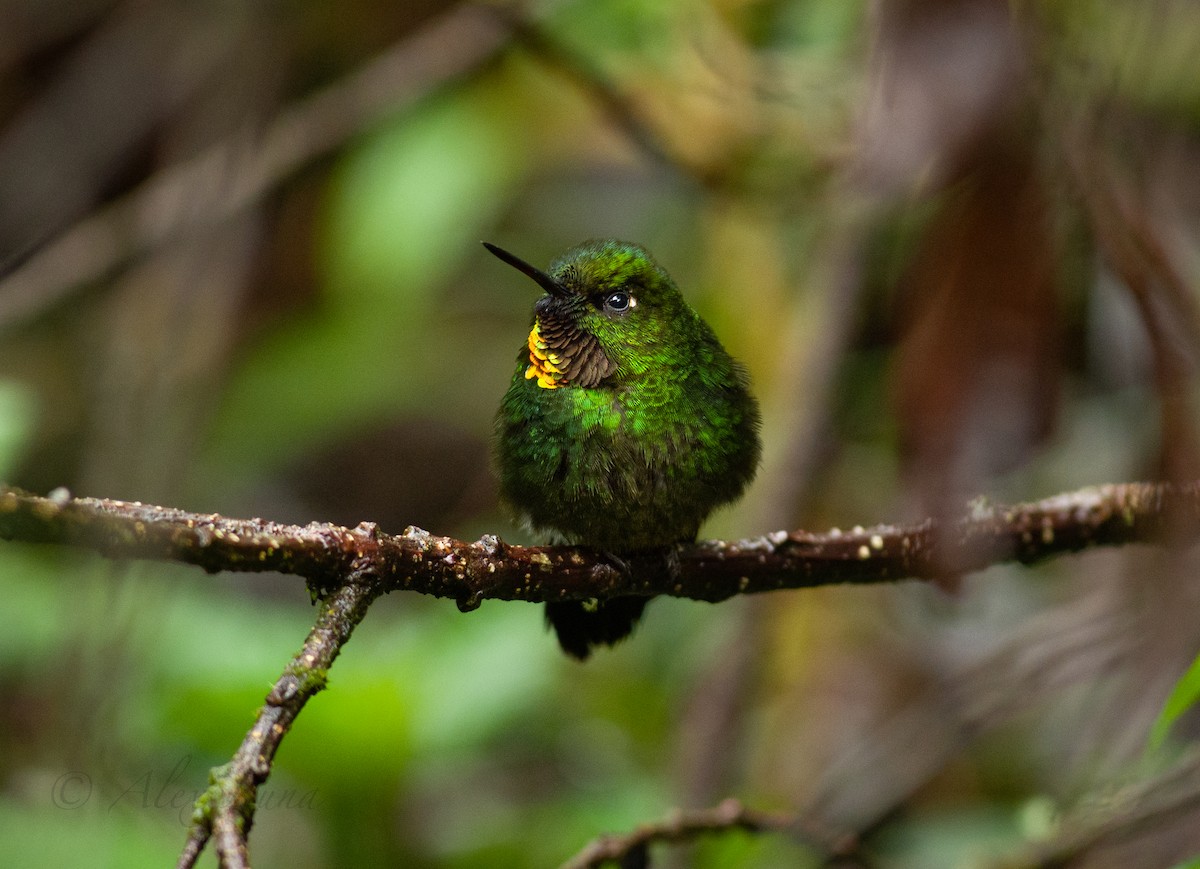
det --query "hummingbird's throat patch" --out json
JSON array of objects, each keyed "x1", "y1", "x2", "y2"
[
  {"x1": 524, "y1": 318, "x2": 616, "y2": 390},
  {"x1": 525, "y1": 321, "x2": 566, "y2": 389}
]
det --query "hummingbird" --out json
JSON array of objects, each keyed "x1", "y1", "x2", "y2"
[{"x1": 486, "y1": 239, "x2": 761, "y2": 659}]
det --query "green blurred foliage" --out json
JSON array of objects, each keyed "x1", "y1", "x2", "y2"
[
  {"x1": 1151, "y1": 652, "x2": 1200, "y2": 750},
  {"x1": 206, "y1": 84, "x2": 530, "y2": 476},
  {"x1": 3, "y1": 0, "x2": 1200, "y2": 866}
]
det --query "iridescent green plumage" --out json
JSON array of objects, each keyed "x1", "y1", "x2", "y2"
[{"x1": 488, "y1": 239, "x2": 761, "y2": 659}]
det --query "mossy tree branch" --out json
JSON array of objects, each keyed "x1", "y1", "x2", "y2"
[{"x1": 175, "y1": 579, "x2": 379, "y2": 869}]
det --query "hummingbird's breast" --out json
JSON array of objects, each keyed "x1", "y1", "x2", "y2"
[{"x1": 496, "y1": 360, "x2": 758, "y2": 551}]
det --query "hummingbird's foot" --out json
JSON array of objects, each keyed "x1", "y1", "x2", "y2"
[
  {"x1": 664, "y1": 543, "x2": 683, "y2": 582},
  {"x1": 596, "y1": 549, "x2": 630, "y2": 576}
]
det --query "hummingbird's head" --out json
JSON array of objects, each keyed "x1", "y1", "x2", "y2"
[{"x1": 484, "y1": 239, "x2": 692, "y2": 390}]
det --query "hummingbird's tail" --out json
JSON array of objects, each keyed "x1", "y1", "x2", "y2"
[{"x1": 545, "y1": 597, "x2": 648, "y2": 660}]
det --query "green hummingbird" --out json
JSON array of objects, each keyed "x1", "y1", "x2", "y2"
[{"x1": 485, "y1": 239, "x2": 761, "y2": 659}]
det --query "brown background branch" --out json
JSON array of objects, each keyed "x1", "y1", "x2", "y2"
[
  {"x1": 0, "y1": 4, "x2": 510, "y2": 331},
  {"x1": 560, "y1": 798, "x2": 855, "y2": 869}
]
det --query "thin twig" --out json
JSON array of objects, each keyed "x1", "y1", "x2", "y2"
[
  {"x1": 176, "y1": 579, "x2": 380, "y2": 869},
  {"x1": 560, "y1": 797, "x2": 859, "y2": 868},
  {"x1": 496, "y1": 10, "x2": 719, "y2": 188}
]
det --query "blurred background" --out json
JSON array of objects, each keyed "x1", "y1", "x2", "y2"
[{"x1": 2, "y1": 0, "x2": 1200, "y2": 866}]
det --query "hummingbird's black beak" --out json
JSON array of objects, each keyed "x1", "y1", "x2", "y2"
[{"x1": 483, "y1": 242, "x2": 569, "y2": 298}]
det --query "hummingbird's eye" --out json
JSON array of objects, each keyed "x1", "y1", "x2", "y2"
[{"x1": 603, "y1": 291, "x2": 633, "y2": 313}]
